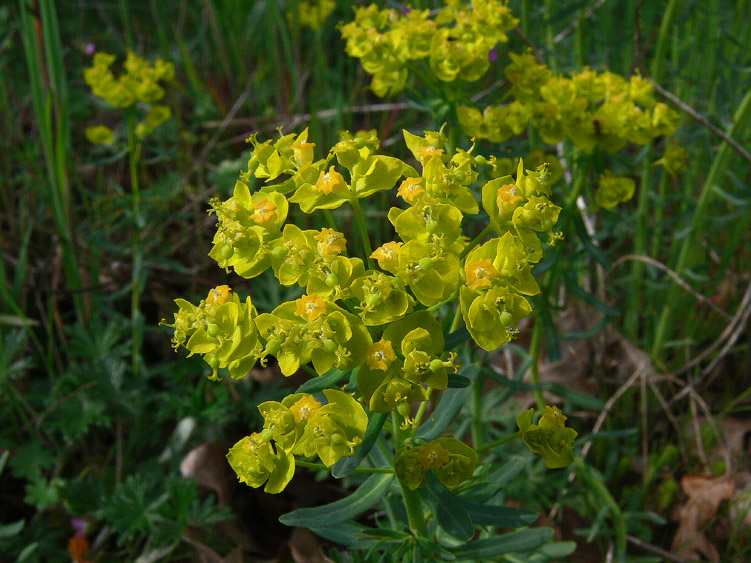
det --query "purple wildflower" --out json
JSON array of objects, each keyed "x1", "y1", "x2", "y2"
[
  {"x1": 488, "y1": 48, "x2": 498, "y2": 62},
  {"x1": 71, "y1": 518, "x2": 88, "y2": 537},
  {"x1": 85, "y1": 43, "x2": 96, "y2": 55}
]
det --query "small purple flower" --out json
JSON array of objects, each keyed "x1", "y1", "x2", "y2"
[
  {"x1": 85, "y1": 43, "x2": 96, "y2": 56},
  {"x1": 488, "y1": 48, "x2": 498, "y2": 62},
  {"x1": 71, "y1": 518, "x2": 88, "y2": 537},
  {"x1": 401, "y1": 6, "x2": 411, "y2": 15}
]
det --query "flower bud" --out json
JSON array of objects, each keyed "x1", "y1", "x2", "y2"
[
  {"x1": 206, "y1": 354, "x2": 220, "y2": 370},
  {"x1": 429, "y1": 358, "x2": 444, "y2": 373},
  {"x1": 397, "y1": 402, "x2": 411, "y2": 418},
  {"x1": 265, "y1": 339, "x2": 281, "y2": 356},
  {"x1": 365, "y1": 293, "x2": 381, "y2": 308},
  {"x1": 499, "y1": 310, "x2": 513, "y2": 326},
  {"x1": 207, "y1": 323, "x2": 221, "y2": 337},
  {"x1": 322, "y1": 339, "x2": 338, "y2": 353},
  {"x1": 220, "y1": 245, "x2": 234, "y2": 260},
  {"x1": 325, "y1": 273, "x2": 339, "y2": 287},
  {"x1": 329, "y1": 432, "x2": 346, "y2": 446}
]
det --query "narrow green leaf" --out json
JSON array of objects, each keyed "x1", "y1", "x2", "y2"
[
  {"x1": 279, "y1": 473, "x2": 394, "y2": 528},
  {"x1": 445, "y1": 327, "x2": 470, "y2": 349},
  {"x1": 296, "y1": 367, "x2": 352, "y2": 393},
  {"x1": 447, "y1": 373, "x2": 472, "y2": 388},
  {"x1": 490, "y1": 377, "x2": 604, "y2": 409},
  {"x1": 0, "y1": 519, "x2": 25, "y2": 539},
  {"x1": 451, "y1": 527, "x2": 554, "y2": 559},
  {"x1": 538, "y1": 541, "x2": 577, "y2": 557},
  {"x1": 416, "y1": 536, "x2": 457, "y2": 561},
  {"x1": 562, "y1": 273, "x2": 620, "y2": 316},
  {"x1": 459, "y1": 498, "x2": 538, "y2": 528},
  {"x1": 545, "y1": 383, "x2": 604, "y2": 409},
  {"x1": 420, "y1": 472, "x2": 474, "y2": 541},
  {"x1": 360, "y1": 527, "x2": 410, "y2": 539},
  {"x1": 309, "y1": 522, "x2": 378, "y2": 548},
  {"x1": 572, "y1": 213, "x2": 611, "y2": 268},
  {"x1": 416, "y1": 366, "x2": 476, "y2": 441},
  {"x1": 332, "y1": 412, "x2": 388, "y2": 478}
]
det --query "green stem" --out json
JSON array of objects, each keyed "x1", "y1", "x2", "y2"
[
  {"x1": 527, "y1": 321, "x2": 546, "y2": 411},
  {"x1": 127, "y1": 115, "x2": 143, "y2": 376},
  {"x1": 412, "y1": 387, "x2": 434, "y2": 431},
  {"x1": 392, "y1": 411, "x2": 427, "y2": 536},
  {"x1": 626, "y1": 0, "x2": 680, "y2": 340},
  {"x1": 471, "y1": 369, "x2": 487, "y2": 448},
  {"x1": 459, "y1": 224, "x2": 493, "y2": 260},
  {"x1": 350, "y1": 197, "x2": 375, "y2": 269},
  {"x1": 575, "y1": 457, "x2": 627, "y2": 562},
  {"x1": 652, "y1": 88, "x2": 751, "y2": 358},
  {"x1": 478, "y1": 431, "x2": 521, "y2": 453},
  {"x1": 322, "y1": 209, "x2": 337, "y2": 231},
  {"x1": 449, "y1": 304, "x2": 462, "y2": 333},
  {"x1": 296, "y1": 460, "x2": 393, "y2": 474},
  {"x1": 426, "y1": 289, "x2": 459, "y2": 312}
]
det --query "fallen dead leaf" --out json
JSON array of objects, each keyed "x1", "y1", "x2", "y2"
[
  {"x1": 180, "y1": 442, "x2": 231, "y2": 507},
  {"x1": 671, "y1": 474, "x2": 734, "y2": 562},
  {"x1": 279, "y1": 527, "x2": 334, "y2": 563}
]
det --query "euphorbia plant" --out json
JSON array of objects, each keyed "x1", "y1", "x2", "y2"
[{"x1": 162, "y1": 125, "x2": 577, "y2": 560}]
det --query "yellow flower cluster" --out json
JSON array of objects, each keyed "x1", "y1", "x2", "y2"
[
  {"x1": 83, "y1": 51, "x2": 174, "y2": 141},
  {"x1": 339, "y1": 0, "x2": 517, "y2": 96},
  {"x1": 459, "y1": 54, "x2": 680, "y2": 151},
  {"x1": 290, "y1": 0, "x2": 336, "y2": 31},
  {"x1": 165, "y1": 126, "x2": 564, "y2": 492}
]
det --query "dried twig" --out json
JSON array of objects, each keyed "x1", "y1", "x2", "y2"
[
  {"x1": 180, "y1": 73, "x2": 256, "y2": 187},
  {"x1": 627, "y1": 534, "x2": 695, "y2": 563},
  {"x1": 668, "y1": 276, "x2": 751, "y2": 387},
  {"x1": 610, "y1": 254, "x2": 731, "y2": 320},
  {"x1": 553, "y1": 0, "x2": 609, "y2": 45},
  {"x1": 651, "y1": 81, "x2": 751, "y2": 165},
  {"x1": 201, "y1": 102, "x2": 415, "y2": 129}
]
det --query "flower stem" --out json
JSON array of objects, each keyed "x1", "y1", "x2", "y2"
[
  {"x1": 126, "y1": 112, "x2": 143, "y2": 377},
  {"x1": 350, "y1": 197, "x2": 375, "y2": 269},
  {"x1": 477, "y1": 431, "x2": 521, "y2": 453},
  {"x1": 296, "y1": 460, "x2": 393, "y2": 474},
  {"x1": 412, "y1": 387, "x2": 434, "y2": 432},
  {"x1": 459, "y1": 224, "x2": 493, "y2": 260},
  {"x1": 471, "y1": 369, "x2": 487, "y2": 448},
  {"x1": 392, "y1": 411, "x2": 427, "y2": 536}
]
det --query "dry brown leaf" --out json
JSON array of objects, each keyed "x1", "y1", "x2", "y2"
[
  {"x1": 671, "y1": 474, "x2": 734, "y2": 562},
  {"x1": 286, "y1": 528, "x2": 334, "y2": 563},
  {"x1": 180, "y1": 442, "x2": 231, "y2": 507}
]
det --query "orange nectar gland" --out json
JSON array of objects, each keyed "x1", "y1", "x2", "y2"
[
  {"x1": 367, "y1": 340, "x2": 397, "y2": 371},
  {"x1": 397, "y1": 177, "x2": 426, "y2": 204},
  {"x1": 466, "y1": 260, "x2": 499, "y2": 290},
  {"x1": 315, "y1": 166, "x2": 347, "y2": 195},
  {"x1": 290, "y1": 395, "x2": 321, "y2": 423},
  {"x1": 295, "y1": 294, "x2": 328, "y2": 322},
  {"x1": 206, "y1": 285, "x2": 232, "y2": 305},
  {"x1": 251, "y1": 197, "x2": 277, "y2": 226},
  {"x1": 497, "y1": 184, "x2": 524, "y2": 215},
  {"x1": 371, "y1": 241, "x2": 402, "y2": 271},
  {"x1": 417, "y1": 145, "x2": 444, "y2": 166},
  {"x1": 314, "y1": 228, "x2": 346, "y2": 256},
  {"x1": 417, "y1": 441, "x2": 450, "y2": 471}
]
